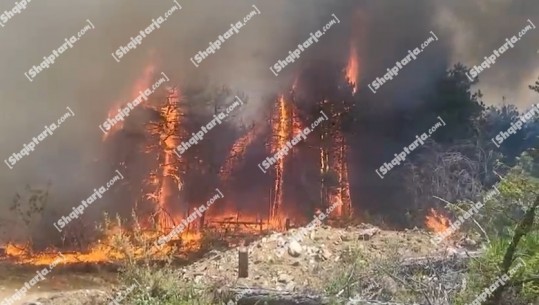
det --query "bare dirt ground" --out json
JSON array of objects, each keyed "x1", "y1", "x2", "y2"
[{"x1": 0, "y1": 264, "x2": 116, "y2": 305}]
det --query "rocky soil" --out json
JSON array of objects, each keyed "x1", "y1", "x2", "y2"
[
  {"x1": 12, "y1": 223, "x2": 472, "y2": 304},
  {"x1": 178, "y1": 223, "x2": 463, "y2": 293}
]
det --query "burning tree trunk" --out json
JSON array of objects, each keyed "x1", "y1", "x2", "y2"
[
  {"x1": 331, "y1": 131, "x2": 352, "y2": 217},
  {"x1": 317, "y1": 99, "x2": 353, "y2": 217},
  {"x1": 145, "y1": 88, "x2": 184, "y2": 231}
]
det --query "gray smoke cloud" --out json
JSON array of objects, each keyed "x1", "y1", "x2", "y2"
[
  {"x1": 435, "y1": 0, "x2": 539, "y2": 107},
  {"x1": 0, "y1": 0, "x2": 537, "y2": 240}
]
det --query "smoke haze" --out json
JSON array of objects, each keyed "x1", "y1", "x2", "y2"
[{"x1": 0, "y1": 0, "x2": 538, "y2": 237}]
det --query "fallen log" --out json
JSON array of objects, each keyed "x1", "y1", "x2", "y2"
[
  {"x1": 221, "y1": 251, "x2": 481, "y2": 305},
  {"x1": 399, "y1": 250, "x2": 482, "y2": 273},
  {"x1": 222, "y1": 288, "x2": 421, "y2": 305},
  {"x1": 221, "y1": 287, "x2": 333, "y2": 305}
]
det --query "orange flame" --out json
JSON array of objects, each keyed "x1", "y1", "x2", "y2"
[
  {"x1": 330, "y1": 131, "x2": 352, "y2": 217},
  {"x1": 147, "y1": 88, "x2": 184, "y2": 230},
  {"x1": 219, "y1": 125, "x2": 262, "y2": 182},
  {"x1": 345, "y1": 42, "x2": 359, "y2": 94},
  {"x1": 1, "y1": 226, "x2": 197, "y2": 266},
  {"x1": 425, "y1": 208, "x2": 451, "y2": 233},
  {"x1": 270, "y1": 95, "x2": 291, "y2": 220},
  {"x1": 103, "y1": 63, "x2": 156, "y2": 141}
]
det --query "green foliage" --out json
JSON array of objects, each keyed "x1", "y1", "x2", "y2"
[
  {"x1": 455, "y1": 155, "x2": 539, "y2": 305},
  {"x1": 120, "y1": 263, "x2": 213, "y2": 305},
  {"x1": 518, "y1": 232, "x2": 539, "y2": 299},
  {"x1": 447, "y1": 157, "x2": 539, "y2": 241},
  {"x1": 423, "y1": 63, "x2": 485, "y2": 144},
  {"x1": 456, "y1": 233, "x2": 539, "y2": 305},
  {"x1": 324, "y1": 246, "x2": 370, "y2": 296}
]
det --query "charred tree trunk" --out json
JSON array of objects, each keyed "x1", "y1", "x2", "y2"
[{"x1": 484, "y1": 195, "x2": 539, "y2": 305}]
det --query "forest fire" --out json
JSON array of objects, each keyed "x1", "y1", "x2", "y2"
[
  {"x1": 1, "y1": 43, "x2": 364, "y2": 266},
  {"x1": 2, "y1": 225, "x2": 127, "y2": 266},
  {"x1": 3, "y1": 3, "x2": 538, "y2": 305}
]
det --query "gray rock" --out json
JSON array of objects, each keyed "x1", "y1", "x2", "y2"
[{"x1": 288, "y1": 240, "x2": 302, "y2": 257}]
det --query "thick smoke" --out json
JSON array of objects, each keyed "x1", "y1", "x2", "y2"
[{"x1": 0, "y1": 0, "x2": 537, "y2": 240}]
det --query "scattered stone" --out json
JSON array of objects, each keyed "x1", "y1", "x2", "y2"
[
  {"x1": 173, "y1": 223, "x2": 459, "y2": 297},
  {"x1": 320, "y1": 248, "x2": 332, "y2": 260},
  {"x1": 461, "y1": 237, "x2": 477, "y2": 248},
  {"x1": 358, "y1": 227, "x2": 381, "y2": 241},
  {"x1": 27, "y1": 289, "x2": 109, "y2": 305},
  {"x1": 277, "y1": 237, "x2": 286, "y2": 247},
  {"x1": 379, "y1": 276, "x2": 399, "y2": 294},
  {"x1": 285, "y1": 281, "x2": 296, "y2": 291},
  {"x1": 194, "y1": 274, "x2": 204, "y2": 284},
  {"x1": 288, "y1": 240, "x2": 302, "y2": 257},
  {"x1": 278, "y1": 273, "x2": 293, "y2": 284},
  {"x1": 340, "y1": 233, "x2": 353, "y2": 241}
]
